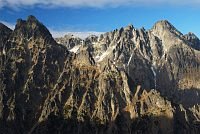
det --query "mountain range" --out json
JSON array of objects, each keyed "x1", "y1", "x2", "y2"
[{"x1": 0, "y1": 15, "x2": 200, "y2": 134}]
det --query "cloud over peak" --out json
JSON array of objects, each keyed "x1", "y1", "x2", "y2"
[{"x1": 1, "y1": 0, "x2": 200, "y2": 9}]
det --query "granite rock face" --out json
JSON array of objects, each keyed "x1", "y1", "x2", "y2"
[{"x1": 0, "y1": 16, "x2": 200, "y2": 134}]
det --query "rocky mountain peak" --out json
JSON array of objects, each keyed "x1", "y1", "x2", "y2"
[
  {"x1": 0, "y1": 22, "x2": 12, "y2": 52},
  {"x1": 0, "y1": 22, "x2": 9, "y2": 30},
  {"x1": 152, "y1": 20, "x2": 175, "y2": 31},
  {"x1": 14, "y1": 15, "x2": 53, "y2": 40},
  {"x1": 27, "y1": 15, "x2": 38, "y2": 23},
  {"x1": 55, "y1": 34, "x2": 82, "y2": 50},
  {"x1": 0, "y1": 16, "x2": 200, "y2": 134},
  {"x1": 184, "y1": 32, "x2": 200, "y2": 50},
  {"x1": 124, "y1": 24, "x2": 134, "y2": 31},
  {"x1": 184, "y1": 32, "x2": 199, "y2": 40},
  {"x1": 85, "y1": 35, "x2": 98, "y2": 43},
  {"x1": 153, "y1": 20, "x2": 172, "y2": 28},
  {"x1": 152, "y1": 20, "x2": 182, "y2": 37},
  {"x1": 0, "y1": 22, "x2": 12, "y2": 35}
]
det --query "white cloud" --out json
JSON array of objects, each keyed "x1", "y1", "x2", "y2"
[
  {"x1": 50, "y1": 29, "x2": 104, "y2": 39},
  {"x1": 1, "y1": 0, "x2": 200, "y2": 8}
]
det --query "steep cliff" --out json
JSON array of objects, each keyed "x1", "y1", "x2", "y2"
[{"x1": 0, "y1": 16, "x2": 200, "y2": 134}]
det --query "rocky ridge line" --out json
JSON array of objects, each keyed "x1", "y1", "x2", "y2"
[{"x1": 0, "y1": 15, "x2": 199, "y2": 134}]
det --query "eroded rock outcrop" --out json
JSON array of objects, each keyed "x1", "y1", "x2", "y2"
[{"x1": 0, "y1": 16, "x2": 200, "y2": 134}]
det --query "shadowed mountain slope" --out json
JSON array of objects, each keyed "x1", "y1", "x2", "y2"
[{"x1": 0, "y1": 16, "x2": 200, "y2": 134}]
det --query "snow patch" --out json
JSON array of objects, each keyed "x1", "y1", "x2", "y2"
[
  {"x1": 151, "y1": 66, "x2": 157, "y2": 90},
  {"x1": 151, "y1": 67, "x2": 156, "y2": 77},
  {"x1": 2, "y1": 48, "x2": 6, "y2": 55},
  {"x1": 95, "y1": 55, "x2": 100, "y2": 61},
  {"x1": 97, "y1": 51, "x2": 110, "y2": 62},
  {"x1": 97, "y1": 45, "x2": 116, "y2": 62},
  {"x1": 69, "y1": 45, "x2": 81, "y2": 53},
  {"x1": 128, "y1": 53, "x2": 133, "y2": 66}
]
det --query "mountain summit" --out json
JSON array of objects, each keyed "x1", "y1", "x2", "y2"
[{"x1": 0, "y1": 16, "x2": 200, "y2": 134}]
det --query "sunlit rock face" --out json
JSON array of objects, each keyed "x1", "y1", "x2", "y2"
[{"x1": 0, "y1": 16, "x2": 200, "y2": 134}]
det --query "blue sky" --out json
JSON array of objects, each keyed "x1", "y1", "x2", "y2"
[{"x1": 0, "y1": 0, "x2": 200, "y2": 38}]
